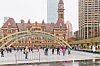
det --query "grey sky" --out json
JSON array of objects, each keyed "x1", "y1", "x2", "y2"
[{"x1": 0, "y1": 0, "x2": 78, "y2": 32}]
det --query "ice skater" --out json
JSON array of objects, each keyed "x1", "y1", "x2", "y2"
[{"x1": 0, "y1": 49, "x2": 4, "y2": 57}]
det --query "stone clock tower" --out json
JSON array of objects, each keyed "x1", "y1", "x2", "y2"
[{"x1": 58, "y1": 0, "x2": 64, "y2": 20}]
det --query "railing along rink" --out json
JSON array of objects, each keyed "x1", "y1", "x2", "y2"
[
  {"x1": 15, "y1": 49, "x2": 40, "y2": 64},
  {"x1": 0, "y1": 49, "x2": 40, "y2": 65}
]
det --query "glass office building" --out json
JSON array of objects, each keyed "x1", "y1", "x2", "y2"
[{"x1": 47, "y1": 0, "x2": 59, "y2": 23}]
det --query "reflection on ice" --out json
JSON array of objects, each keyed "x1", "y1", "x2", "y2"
[{"x1": 1, "y1": 61, "x2": 100, "y2": 66}]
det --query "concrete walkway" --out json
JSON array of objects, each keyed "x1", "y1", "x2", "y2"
[{"x1": 0, "y1": 49, "x2": 100, "y2": 65}]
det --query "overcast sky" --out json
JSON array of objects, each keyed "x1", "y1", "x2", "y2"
[{"x1": 0, "y1": 0, "x2": 78, "y2": 32}]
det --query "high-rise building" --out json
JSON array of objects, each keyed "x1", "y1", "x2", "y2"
[
  {"x1": 79, "y1": 0, "x2": 100, "y2": 40},
  {"x1": 66, "y1": 21, "x2": 73, "y2": 38},
  {"x1": 47, "y1": 0, "x2": 59, "y2": 23}
]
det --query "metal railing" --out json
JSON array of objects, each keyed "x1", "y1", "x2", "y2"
[
  {"x1": 0, "y1": 49, "x2": 40, "y2": 65},
  {"x1": 15, "y1": 49, "x2": 40, "y2": 63}
]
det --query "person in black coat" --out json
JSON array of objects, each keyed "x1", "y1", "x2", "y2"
[
  {"x1": 1, "y1": 49, "x2": 4, "y2": 57},
  {"x1": 45, "y1": 48, "x2": 48, "y2": 55},
  {"x1": 52, "y1": 48, "x2": 54, "y2": 54},
  {"x1": 57, "y1": 47, "x2": 60, "y2": 55}
]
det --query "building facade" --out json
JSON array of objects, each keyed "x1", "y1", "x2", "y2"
[
  {"x1": 47, "y1": 0, "x2": 59, "y2": 23},
  {"x1": 74, "y1": 30, "x2": 80, "y2": 40},
  {"x1": 79, "y1": 0, "x2": 100, "y2": 40},
  {"x1": 1, "y1": 0, "x2": 70, "y2": 47},
  {"x1": 66, "y1": 21, "x2": 73, "y2": 38}
]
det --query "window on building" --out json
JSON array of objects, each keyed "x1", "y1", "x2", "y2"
[
  {"x1": 56, "y1": 34, "x2": 59, "y2": 36},
  {"x1": 63, "y1": 34, "x2": 66, "y2": 39},
  {"x1": 4, "y1": 34, "x2": 7, "y2": 37},
  {"x1": 16, "y1": 30, "x2": 18, "y2": 32},
  {"x1": 60, "y1": 14, "x2": 63, "y2": 18},
  {"x1": 8, "y1": 28, "x2": 12, "y2": 33}
]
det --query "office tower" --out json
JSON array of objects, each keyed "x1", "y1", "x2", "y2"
[
  {"x1": 66, "y1": 21, "x2": 73, "y2": 38},
  {"x1": 47, "y1": 0, "x2": 59, "y2": 23},
  {"x1": 79, "y1": 0, "x2": 100, "y2": 39}
]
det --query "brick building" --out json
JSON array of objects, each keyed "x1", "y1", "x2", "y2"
[{"x1": 1, "y1": 0, "x2": 72, "y2": 47}]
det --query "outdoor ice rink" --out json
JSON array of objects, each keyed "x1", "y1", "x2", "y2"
[{"x1": 0, "y1": 49, "x2": 100, "y2": 65}]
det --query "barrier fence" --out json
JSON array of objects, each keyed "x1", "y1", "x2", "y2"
[{"x1": 0, "y1": 49, "x2": 40, "y2": 64}]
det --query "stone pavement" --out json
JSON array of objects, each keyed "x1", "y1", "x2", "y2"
[{"x1": 0, "y1": 49, "x2": 100, "y2": 65}]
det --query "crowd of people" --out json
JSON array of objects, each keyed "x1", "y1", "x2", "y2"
[
  {"x1": 43, "y1": 46, "x2": 71, "y2": 56},
  {"x1": 0, "y1": 46, "x2": 72, "y2": 59},
  {"x1": 0, "y1": 45, "x2": 99, "y2": 60}
]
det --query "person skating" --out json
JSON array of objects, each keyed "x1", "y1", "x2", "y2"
[
  {"x1": 57, "y1": 47, "x2": 60, "y2": 55},
  {"x1": 52, "y1": 48, "x2": 54, "y2": 54},
  {"x1": 1, "y1": 49, "x2": 4, "y2": 57},
  {"x1": 45, "y1": 48, "x2": 48, "y2": 55},
  {"x1": 24, "y1": 46, "x2": 29, "y2": 59},
  {"x1": 61, "y1": 47, "x2": 66, "y2": 56},
  {"x1": 68, "y1": 48, "x2": 71, "y2": 55}
]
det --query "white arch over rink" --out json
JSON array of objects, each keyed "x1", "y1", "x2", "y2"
[{"x1": 0, "y1": 30, "x2": 72, "y2": 48}]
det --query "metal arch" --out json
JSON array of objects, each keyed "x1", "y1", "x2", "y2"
[
  {"x1": 0, "y1": 31, "x2": 54, "y2": 48},
  {"x1": 8, "y1": 37, "x2": 63, "y2": 48},
  {"x1": 0, "y1": 34, "x2": 30, "y2": 48},
  {"x1": 0, "y1": 31, "x2": 30, "y2": 43},
  {"x1": 8, "y1": 35, "x2": 31, "y2": 47},
  {"x1": 0, "y1": 30, "x2": 72, "y2": 48},
  {"x1": 7, "y1": 34, "x2": 55, "y2": 47},
  {"x1": 0, "y1": 31, "x2": 30, "y2": 41},
  {"x1": 34, "y1": 31, "x2": 72, "y2": 48},
  {"x1": 7, "y1": 33, "x2": 65, "y2": 47},
  {"x1": 0, "y1": 31, "x2": 31, "y2": 48}
]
